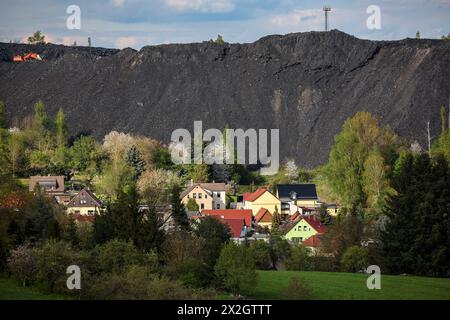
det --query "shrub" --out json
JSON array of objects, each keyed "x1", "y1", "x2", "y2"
[
  {"x1": 85, "y1": 265, "x2": 150, "y2": 299},
  {"x1": 7, "y1": 243, "x2": 39, "y2": 287},
  {"x1": 92, "y1": 239, "x2": 143, "y2": 274},
  {"x1": 176, "y1": 257, "x2": 212, "y2": 288},
  {"x1": 285, "y1": 245, "x2": 312, "y2": 271},
  {"x1": 280, "y1": 277, "x2": 314, "y2": 300},
  {"x1": 308, "y1": 255, "x2": 336, "y2": 272},
  {"x1": 85, "y1": 265, "x2": 195, "y2": 300},
  {"x1": 35, "y1": 240, "x2": 85, "y2": 292},
  {"x1": 214, "y1": 242, "x2": 257, "y2": 295},
  {"x1": 249, "y1": 240, "x2": 272, "y2": 270},
  {"x1": 341, "y1": 246, "x2": 369, "y2": 272}
]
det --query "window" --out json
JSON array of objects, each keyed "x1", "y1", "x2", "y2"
[
  {"x1": 205, "y1": 194, "x2": 207, "y2": 199},
  {"x1": 216, "y1": 204, "x2": 220, "y2": 209},
  {"x1": 193, "y1": 193, "x2": 197, "y2": 199},
  {"x1": 201, "y1": 203, "x2": 204, "y2": 209},
  {"x1": 80, "y1": 199, "x2": 87, "y2": 204},
  {"x1": 303, "y1": 226, "x2": 307, "y2": 231},
  {"x1": 199, "y1": 193, "x2": 202, "y2": 199}
]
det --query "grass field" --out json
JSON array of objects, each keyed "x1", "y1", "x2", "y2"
[
  {"x1": 252, "y1": 271, "x2": 450, "y2": 300},
  {"x1": 1, "y1": 272, "x2": 449, "y2": 300},
  {"x1": 0, "y1": 277, "x2": 72, "y2": 300}
]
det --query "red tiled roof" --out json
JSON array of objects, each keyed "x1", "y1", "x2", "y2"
[
  {"x1": 302, "y1": 234, "x2": 322, "y2": 247},
  {"x1": 220, "y1": 218, "x2": 245, "y2": 238},
  {"x1": 202, "y1": 209, "x2": 253, "y2": 227},
  {"x1": 289, "y1": 212, "x2": 302, "y2": 222},
  {"x1": 255, "y1": 208, "x2": 272, "y2": 223},
  {"x1": 243, "y1": 188, "x2": 267, "y2": 202},
  {"x1": 303, "y1": 216, "x2": 327, "y2": 234}
]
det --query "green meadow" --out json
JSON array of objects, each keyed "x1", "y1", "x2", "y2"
[{"x1": 252, "y1": 271, "x2": 450, "y2": 300}]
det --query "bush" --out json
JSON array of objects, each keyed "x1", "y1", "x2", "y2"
[
  {"x1": 214, "y1": 242, "x2": 257, "y2": 295},
  {"x1": 177, "y1": 257, "x2": 212, "y2": 288},
  {"x1": 285, "y1": 245, "x2": 312, "y2": 271},
  {"x1": 35, "y1": 240, "x2": 86, "y2": 292},
  {"x1": 92, "y1": 239, "x2": 144, "y2": 274},
  {"x1": 308, "y1": 255, "x2": 336, "y2": 272},
  {"x1": 85, "y1": 265, "x2": 197, "y2": 300},
  {"x1": 249, "y1": 240, "x2": 272, "y2": 270},
  {"x1": 280, "y1": 277, "x2": 314, "y2": 300},
  {"x1": 341, "y1": 246, "x2": 369, "y2": 272},
  {"x1": 7, "y1": 243, "x2": 39, "y2": 287}
]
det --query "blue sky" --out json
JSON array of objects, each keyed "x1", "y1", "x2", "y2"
[{"x1": 0, "y1": 0, "x2": 449, "y2": 49}]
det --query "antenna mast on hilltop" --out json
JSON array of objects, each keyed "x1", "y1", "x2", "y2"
[{"x1": 323, "y1": 6, "x2": 331, "y2": 31}]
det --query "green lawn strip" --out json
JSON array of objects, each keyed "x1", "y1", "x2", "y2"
[
  {"x1": 252, "y1": 271, "x2": 450, "y2": 300},
  {"x1": 0, "y1": 277, "x2": 72, "y2": 300}
]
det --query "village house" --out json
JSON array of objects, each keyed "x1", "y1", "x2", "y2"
[
  {"x1": 243, "y1": 188, "x2": 281, "y2": 217},
  {"x1": 201, "y1": 209, "x2": 253, "y2": 228},
  {"x1": 28, "y1": 175, "x2": 70, "y2": 205},
  {"x1": 284, "y1": 215, "x2": 327, "y2": 245},
  {"x1": 180, "y1": 182, "x2": 230, "y2": 211},
  {"x1": 276, "y1": 184, "x2": 319, "y2": 215},
  {"x1": 325, "y1": 203, "x2": 341, "y2": 217},
  {"x1": 190, "y1": 210, "x2": 249, "y2": 240},
  {"x1": 66, "y1": 188, "x2": 103, "y2": 216},
  {"x1": 254, "y1": 208, "x2": 273, "y2": 230}
]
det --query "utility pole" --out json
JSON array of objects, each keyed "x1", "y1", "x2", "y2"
[
  {"x1": 323, "y1": 6, "x2": 331, "y2": 31},
  {"x1": 88, "y1": 37, "x2": 91, "y2": 47}
]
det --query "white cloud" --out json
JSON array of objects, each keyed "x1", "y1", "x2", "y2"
[
  {"x1": 116, "y1": 36, "x2": 137, "y2": 48},
  {"x1": 111, "y1": 0, "x2": 126, "y2": 7},
  {"x1": 271, "y1": 9, "x2": 322, "y2": 29},
  {"x1": 166, "y1": 0, "x2": 235, "y2": 13}
]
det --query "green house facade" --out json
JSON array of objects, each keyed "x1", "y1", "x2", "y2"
[{"x1": 284, "y1": 216, "x2": 327, "y2": 244}]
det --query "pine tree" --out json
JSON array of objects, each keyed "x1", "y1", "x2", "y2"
[
  {"x1": 170, "y1": 184, "x2": 189, "y2": 230},
  {"x1": 33, "y1": 100, "x2": 50, "y2": 130},
  {"x1": 65, "y1": 216, "x2": 79, "y2": 247},
  {"x1": 27, "y1": 31, "x2": 46, "y2": 44},
  {"x1": 381, "y1": 153, "x2": 418, "y2": 274},
  {"x1": 54, "y1": 108, "x2": 67, "y2": 148},
  {"x1": 215, "y1": 35, "x2": 225, "y2": 45},
  {"x1": 271, "y1": 205, "x2": 281, "y2": 234},
  {"x1": 125, "y1": 145, "x2": 146, "y2": 179},
  {"x1": 381, "y1": 153, "x2": 450, "y2": 276},
  {"x1": 318, "y1": 203, "x2": 332, "y2": 225}
]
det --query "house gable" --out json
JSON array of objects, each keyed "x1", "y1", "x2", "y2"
[
  {"x1": 252, "y1": 190, "x2": 280, "y2": 205},
  {"x1": 255, "y1": 208, "x2": 273, "y2": 223},
  {"x1": 68, "y1": 189, "x2": 102, "y2": 208},
  {"x1": 284, "y1": 217, "x2": 326, "y2": 242}
]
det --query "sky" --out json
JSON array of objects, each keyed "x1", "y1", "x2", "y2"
[{"x1": 0, "y1": 0, "x2": 449, "y2": 49}]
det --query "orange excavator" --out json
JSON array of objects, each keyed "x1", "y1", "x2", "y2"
[{"x1": 13, "y1": 52, "x2": 43, "y2": 62}]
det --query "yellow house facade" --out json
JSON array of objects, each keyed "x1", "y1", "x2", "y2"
[
  {"x1": 66, "y1": 189, "x2": 103, "y2": 216},
  {"x1": 243, "y1": 188, "x2": 281, "y2": 216},
  {"x1": 181, "y1": 185, "x2": 214, "y2": 210}
]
